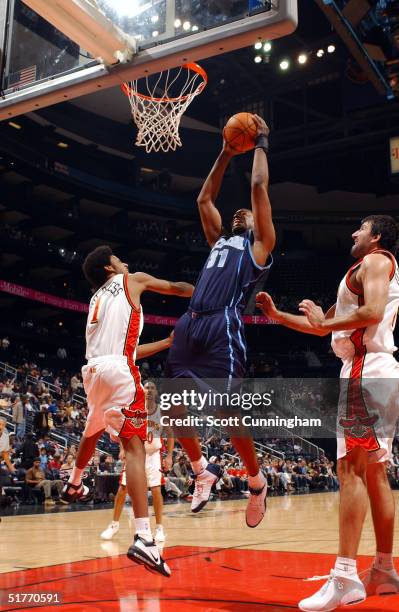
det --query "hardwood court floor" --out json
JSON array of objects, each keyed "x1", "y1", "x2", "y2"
[{"x1": 1, "y1": 492, "x2": 399, "y2": 610}]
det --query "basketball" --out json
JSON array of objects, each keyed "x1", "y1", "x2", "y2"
[{"x1": 223, "y1": 112, "x2": 257, "y2": 153}]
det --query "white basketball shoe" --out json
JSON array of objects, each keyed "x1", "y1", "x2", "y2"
[
  {"x1": 191, "y1": 463, "x2": 221, "y2": 513},
  {"x1": 298, "y1": 570, "x2": 366, "y2": 611},
  {"x1": 101, "y1": 521, "x2": 120, "y2": 540}
]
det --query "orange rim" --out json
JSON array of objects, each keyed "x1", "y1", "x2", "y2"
[{"x1": 121, "y1": 62, "x2": 207, "y2": 103}]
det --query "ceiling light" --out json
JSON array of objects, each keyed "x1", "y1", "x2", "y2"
[
  {"x1": 327, "y1": 44, "x2": 336, "y2": 53},
  {"x1": 174, "y1": 18, "x2": 182, "y2": 28},
  {"x1": 298, "y1": 53, "x2": 308, "y2": 64},
  {"x1": 263, "y1": 41, "x2": 272, "y2": 52},
  {"x1": 8, "y1": 121, "x2": 22, "y2": 129},
  {"x1": 152, "y1": 30, "x2": 159, "y2": 37},
  {"x1": 192, "y1": 25, "x2": 199, "y2": 32},
  {"x1": 150, "y1": 15, "x2": 159, "y2": 24},
  {"x1": 182, "y1": 21, "x2": 191, "y2": 31},
  {"x1": 254, "y1": 55, "x2": 262, "y2": 64},
  {"x1": 279, "y1": 59, "x2": 290, "y2": 70},
  {"x1": 316, "y1": 49, "x2": 325, "y2": 58},
  {"x1": 57, "y1": 142, "x2": 69, "y2": 148},
  {"x1": 254, "y1": 41, "x2": 262, "y2": 50}
]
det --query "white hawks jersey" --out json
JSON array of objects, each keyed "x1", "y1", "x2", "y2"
[
  {"x1": 85, "y1": 273, "x2": 143, "y2": 360},
  {"x1": 332, "y1": 249, "x2": 399, "y2": 360},
  {"x1": 145, "y1": 404, "x2": 163, "y2": 454}
]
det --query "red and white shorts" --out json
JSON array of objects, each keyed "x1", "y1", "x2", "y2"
[
  {"x1": 337, "y1": 352, "x2": 399, "y2": 463},
  {"x1": 119, "y1": 451, "x2": 164, "y2": 489},
  {"x1": 82, "y1": 355, "x2": 147, "y2": 441}
]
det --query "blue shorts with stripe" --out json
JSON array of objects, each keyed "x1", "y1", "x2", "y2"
[{"x1": 164, "y1": 307, "x2": 246, "y2": 384}]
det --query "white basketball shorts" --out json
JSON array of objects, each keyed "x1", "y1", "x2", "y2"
[
  {"x1": 337, "y1": 351, "x2": 399, "y2": 464},
  {"x1": 82, "y1": 355, "x2": 147, "y2": 441},
  {"x1": 119, "y1": 451, "x2": 163, "y2": 489}
]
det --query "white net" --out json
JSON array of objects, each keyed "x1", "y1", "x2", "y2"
[{"x1": 122, "y1": 63, "x2": 207, "y2": 153}]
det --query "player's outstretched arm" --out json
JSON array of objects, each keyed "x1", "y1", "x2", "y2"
[
  {"x1": 256, "y1": 292, "x2": 334, "y2": 337},
  {"x1": 250, "y1": 116, "x2": 276, "y2": 266},
  {"x1": 300, "y1": 253, "x2": 391, "y2": 333},
  {"x1": 136, "y1": 332, "x2": 174, "y2": 360},
  {"x1": 129, "y1": 272, "x2": 194, "y2": 298},
  {"x1": 197, "y1": 138, "x2": 240, "y2": 247}
]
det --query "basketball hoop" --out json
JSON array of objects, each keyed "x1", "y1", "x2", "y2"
[{"x1": 121, "y1": 62, "x2": 207, "y2": 153}]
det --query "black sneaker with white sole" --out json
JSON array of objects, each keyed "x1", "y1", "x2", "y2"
[
  {"x1": 61, "y1": 482, "x2": 92, "y2": 504},
  {"x1": 127, "y1": 534, "x2": 171, "y2": 577}
]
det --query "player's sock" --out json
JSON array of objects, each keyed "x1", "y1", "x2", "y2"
[
  {"x1": 191, "y1": 456, "x2": 207, "y2": 475},
  {"x1": 374, "y1": 551, "x2": 394, "y2": 571},
  {"x1": 248, "y1": 471, "x2": 265, "y2": 490},
  {"x1": 135, "y1": 517, "x2": 152, "y2": 542},
  {"x1": 69, "y1": 466, "x2": 84, "y2": 486},
  {"x1": 334, "y1": 556, "x2": 358, "y2": 577}
]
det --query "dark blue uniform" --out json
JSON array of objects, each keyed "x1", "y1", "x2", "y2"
[{"x1": 166, "y1": 230, "x2": 272, "y2": 387}]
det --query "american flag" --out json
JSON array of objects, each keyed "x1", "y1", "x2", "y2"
[{"x1": 8, "y1": 65, "x2": 37, "y2": 88}]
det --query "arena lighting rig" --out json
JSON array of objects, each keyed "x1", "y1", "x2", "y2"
[{"x1": 316, "y1": 0, "x2": 399, "y2": 98}]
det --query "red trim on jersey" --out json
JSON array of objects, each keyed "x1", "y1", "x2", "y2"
[
  {"x1": 119, "y1": 307, "x2": 147, "y2": 441},
  {"x1": 90, "y1": 296, "x2": 101, "y2": 324},
  {"x1": 123, "y1": 273, "x2": 140, "y2": 311},
  {"x1": 345, "y1": 249, "x2": 396, "y2": 295},
  {"x1": 339, "y1": 296, "x2": 380, "y2": 455},
  {"x1": 371, "y1": 249, "x2": 396, "y2": 281},
  {"x1": 345, "y1": 261, "x2": 362, "y2": 296}
]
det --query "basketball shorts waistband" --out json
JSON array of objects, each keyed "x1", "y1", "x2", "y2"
[
  {"x1": 86, "y1": 355, "x2": 128, "y2": 366},
  {"x1": 187, "y1": 306, "x2": 238, "y2": 318}
]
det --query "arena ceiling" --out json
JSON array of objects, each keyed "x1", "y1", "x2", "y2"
[{"x1": 1, "y1": 1, "x2": 398, "y2": 352}]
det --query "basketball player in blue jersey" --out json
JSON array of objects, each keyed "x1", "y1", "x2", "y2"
[{"x1": 165, "y1": 115, "x2": 275, "y2": 527}]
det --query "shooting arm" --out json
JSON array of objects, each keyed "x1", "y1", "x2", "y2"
[
  {"x1": 251, "y1": 148, "x2": 275, "y2": 265},
  {"x1": 250, "y1": 116, "x2": 275, "y2": 266},
  {"x1": 197, "y1": 151, "x2": 232, "y2": 247}
]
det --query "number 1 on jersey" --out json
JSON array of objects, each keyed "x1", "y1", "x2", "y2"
[
  {"x1": 206, "y1": 248, "x2": 229, "y2": 269},
  {"x1": 90, "y1": 297, "x2": 101, "y2": 324}
]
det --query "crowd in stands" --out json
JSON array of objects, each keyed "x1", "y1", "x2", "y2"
[
  {"x1": 132, "y1": 219, "x2": 208, "y2": 250},
  {"x1": 0, "y1": 426, "x2": 343, "y2": 508},
  {"x1": 2, "y1": 224, "x2": 80, "y2": 265},
  {"x1": 1, "y1": 355, "x2": 399, "y2": 509}
]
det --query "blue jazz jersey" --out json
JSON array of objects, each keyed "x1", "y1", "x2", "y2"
[
  {"x1": 190, "y1": 230, "x2": 269, "y2": 312},
  {"x1": 166, "y1": 230, "x2": 272, "y2": 382}
]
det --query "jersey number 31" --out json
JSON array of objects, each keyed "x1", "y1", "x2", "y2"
[{"x1": 206, "y1": 248, "x2": 229, "y2": 269}]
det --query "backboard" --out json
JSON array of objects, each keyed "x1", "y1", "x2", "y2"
[{"x1": 0, "y1": 0, "x2": 297, "y2": 120}]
